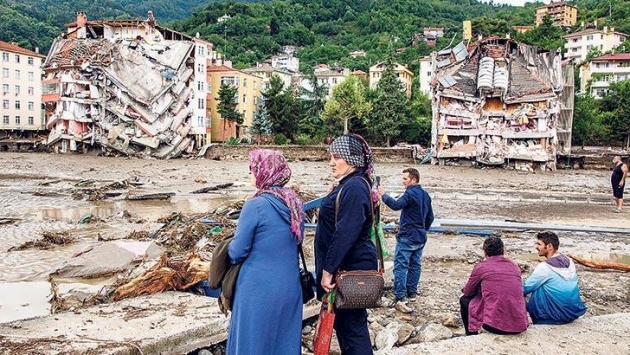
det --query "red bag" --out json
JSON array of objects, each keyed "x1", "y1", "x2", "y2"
[{"x1": 313, "y1": 292, "x2": 336, "y2": 355}]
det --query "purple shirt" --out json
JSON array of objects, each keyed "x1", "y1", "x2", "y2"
[{"x1": 462, "y1": 255, "x2": 528, "y2": 333}]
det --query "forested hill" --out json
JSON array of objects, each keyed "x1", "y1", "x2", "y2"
[{"x1": 3, "y1": 0, "x2": 630, "y2": 70}]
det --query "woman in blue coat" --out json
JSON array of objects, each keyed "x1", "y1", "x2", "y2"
[
  {"x1": 315, "y1": 134, "x2": 378, "y2": 355},
  {"x1": 226, "y1": 149, "x2": 305, "y2": 355}
]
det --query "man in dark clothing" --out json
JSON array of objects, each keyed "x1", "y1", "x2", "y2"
[
  {"x1": 611, "y1": 155, "x2": 628, "y2": 213},
  {"x1": 378, "y1": 168, "x2": 434, "y2": 313}
]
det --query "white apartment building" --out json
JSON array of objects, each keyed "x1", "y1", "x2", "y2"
[
  {"x1": 582, "y1": 53, "x2": 630, "y2": 99},
  {"x1": 300, "y1": 64, "x2": 350, "y2": 99},
  {"x1": 564, "y1": 27, "x2": 627, "y2": 63},
  {"x1": 192, "y1": 35, "x2": 213, "y2": 145},
  {"x1": 419, "y1": 56, "x2": 433, "y2": 97},
  {"x1": 242, "y1": 63, "x2": 293, "y2": 92},
  {"x1": 271, "y1": 54, "x2": 300, "y2": 72},
  {"x1": 0, "y1": 40, "x2": 45, "y2": 136}
]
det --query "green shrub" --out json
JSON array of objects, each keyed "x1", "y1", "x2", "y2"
[
  {"x1": 294, "y1": 134, "x2": 312, "y2": 145},
  {"x1": 273, "y1": 133, "x2": 290, "y2": 145}
]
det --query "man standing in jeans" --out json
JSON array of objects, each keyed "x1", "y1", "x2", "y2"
[{"x1": 378, "y1": 168, "x2": 434, "y2": 313}]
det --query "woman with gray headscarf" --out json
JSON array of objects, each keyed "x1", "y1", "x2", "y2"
[{"x1": 314, "y1": 134, "x2": 377, "y2": 354}]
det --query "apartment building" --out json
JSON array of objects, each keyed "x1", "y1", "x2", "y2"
[
  {"x1": 369, "y1": 62, "x2": 414, "y2": 98},
  {"x1": 564, "y1": 27, "x2": 627, "y2": 63},
  {"x1": 207, "y1": 64, "x2": 263, "y2": 142},
  {"x1": 582, "y1": 53, "x2": 630, "y2": 99},
  {"x1": 0, "y1": 41, "x2": 45, "y2": 137},
  {"x1": 299, "y1": 64, "x2": 350, "y2": 99},
  {"x1": 419, "y1": 56, "x2": 433, "y2": 97},
  {"x1": 270, "y1": 53, "x2": 300, "y2": 73},
  {"x1": 242, "y1": 63, "x2": 293, "y2": 92},
  {"x1": 535, "y1": 1, "x2": 577, "y2": 27}
]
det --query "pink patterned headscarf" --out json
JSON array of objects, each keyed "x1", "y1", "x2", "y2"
[{"x1": 249, "y1": 149, "x2": 305, "y2": 242}]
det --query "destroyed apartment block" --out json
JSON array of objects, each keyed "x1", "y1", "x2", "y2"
[
  {"x1": 42, "y1": 13, "x2": 211, "y2": 158},
  {"x1": 429, "y1": 38, "x2": 574, "y2": 170}
]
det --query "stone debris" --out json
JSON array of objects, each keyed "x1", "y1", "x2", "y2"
[
  {"x1": 430, "y1": 37, "x2": 574, "y2": 170},
  {"x1": 7, "y1": 230, "x2": 74, "y2": 251}
]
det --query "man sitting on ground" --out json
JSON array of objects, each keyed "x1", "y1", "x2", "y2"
[
  {"x1": 460, "y1": 236, "x2": 528, "y2": 335},
  {"x1": 523, "y1": 231, "x2": 587, "y2": 324}
]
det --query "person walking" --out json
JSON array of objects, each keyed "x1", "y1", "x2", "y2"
[
  {"x1": 226, "y1": 149, "x2": 305, "y2": 355},
  {"x1": 611, "y1": 155, "x2": 628, "y2": 213},
  {"x1": 315, "y1": 133, "x2": 378, "y2": 355},
  {"x1": 378, "y1": 168, "x2": 433, "y2": 313}
]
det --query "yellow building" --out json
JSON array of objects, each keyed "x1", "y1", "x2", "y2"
[
  {"x1": 535, "y1": 1, "x2": 577, "y2": 27},
  {"x1": 513, "y1": 26, "x2": 534, "y2": 34},
  {"x1": 0, "y1": 41, "x2": 45, "y2": 136},
  {"x1": 369, "y1": 62, "x2": 414, "y2": 98},
  {"x1": 208, "y1": 64, "x2": 263, "y2": 142}
]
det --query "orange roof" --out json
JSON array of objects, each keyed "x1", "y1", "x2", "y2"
[
  {"x1": 208, "y1": 65, "x2": 237, "y2": 72},
  {"x1": 592, "y1": 53, "x2": 630, "y2": 61},
  {"x1": 0, "y1": 40, "x2": 45, "y2": 57}
]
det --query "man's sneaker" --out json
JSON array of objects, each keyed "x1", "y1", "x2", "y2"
[
  {"x1": 408, "y1": 295, "x2": 417, "y2": 302},
  {"x1": 394, "y1": 300, "x2": 414, "y2": 313}
]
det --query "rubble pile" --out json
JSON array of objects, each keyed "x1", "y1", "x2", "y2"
[
  {"x1": 43, "y1": 37, "x2": 197, "y2": 158},
  {"x1": 430, "y1": 38, "x2": 573, "y2": 170},
  {"x1": 7, "y1": 230, "x2": 75, "y2": 252}
]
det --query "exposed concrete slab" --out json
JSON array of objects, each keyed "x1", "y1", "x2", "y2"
[
  {"x1": 386, "y1": 313, "x2": 630, "y2": 355},
  {"x1": 0, "y1": 291, "x2": 321, "y2": 355}
]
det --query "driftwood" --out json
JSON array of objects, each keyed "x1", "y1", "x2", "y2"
[
  {"x1": 127, "y1": 192, "x2": 175, "y2": 201},
  {"x1": 567, "y1": 253, "x2": 630, "y2": 272},
  {"x1": 113, "y1": 252, "x2": 210, "y2": 301},
  {"x1": 191, "y1": 183, "x2": 234, "y2": 194}
]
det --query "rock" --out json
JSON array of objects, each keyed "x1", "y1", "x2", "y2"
[
  {"x1": 414, "y1": 323, "x2": 453, "y2": 343},
  {"x1": 378, "y1": 317, "x2": 392, "y2": 327},
  {"x1": 302, "y1": 325, "x2": 312, "y2": 335},
  {"x1": 375, "y1": 322, "x2": 401, "y2": 351},
  {"x1": 440, "y1": 313, "x2": 459, "y2": 328},
  {"x1": 396, "y1": 323, "x2": 415, "y2": 345}
]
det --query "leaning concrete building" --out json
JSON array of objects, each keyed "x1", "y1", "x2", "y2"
[
  {"x1": 429, "y1": 37, "x2": 573, "y2": 170},
  {"x1": 42, "y1": 12, "x2": 213, "y2": 157}
]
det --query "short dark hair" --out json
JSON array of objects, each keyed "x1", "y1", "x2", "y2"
[
  {"x1": 483, "y1": 236, "x2": 504, "y2": 256},
  {"x1": 536, "y1": 231, "x2": 559, "y2": 250},
  {"x1": 403, "y1": 168, "x2": 420, "y2": 183}
]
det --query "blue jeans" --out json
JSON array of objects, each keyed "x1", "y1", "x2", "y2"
[{"x1": 393, "y1": 237, "x2": 426, "y2": 301}]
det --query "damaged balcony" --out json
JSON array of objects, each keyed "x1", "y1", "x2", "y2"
[{"x1": 429, "y1": 37, "x2": 573, "y2": 170}]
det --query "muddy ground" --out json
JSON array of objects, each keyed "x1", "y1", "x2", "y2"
[{"x1": 0, "y1": 151, "x2": 629, "y2": 353}]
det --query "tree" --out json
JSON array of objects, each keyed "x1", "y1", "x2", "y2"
[
  {"x1": 572, "y1": 94, "x2": 608, "y2": 147},
  {"x1": 262, "y1": 75, "x2": 286, "y2": 136},
  {"x1": 250, "y1": 98, "x2": 272, "y2": 144},
  {"x1": 601, "y1": 80, "x2": 630, "y2": 148},
  {"x1": 367, "y1": 59, "x2": 411, "y2": 147},
  {"x1": 298, "y1": 73, "x2": 328, "y2": 137},
  {"x1": 216, "y1": 83, "x2": 243, "y2": 141},
  {"x1": 321, "y1": 75, "x2": 371, "y2": 135}
]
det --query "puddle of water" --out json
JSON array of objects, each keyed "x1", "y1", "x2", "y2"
[
  {"x1": 33, "y1": 195, "x2": 242, "y2": 222},
  {"x1": 0, "y1": 281, "x2": 51, "y2": 323},
  {"x1": 578, "y1": 253, "x2": 630, "y2": 265}
]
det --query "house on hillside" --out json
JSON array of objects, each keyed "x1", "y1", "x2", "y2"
[
  {"x1": 369, "y1": 62, "x2": 414, "y2": 98},
  {"x1": 42, "y1": 12, "x2": 213, "y2": 157},
  {"x1": 299, "y1": 64, "x2": 350, "y2": 100},
  {"x1": 429, "y1": 37, "x2": 573, "y2": 171},
  {"x1": 582, "y1": 53, "x2": 630, "y2": 99},
  {"x1": 0, "y1": 41, "x2": 45, "y2": 140},
  {"x1": 564, "y1": 27, "x2": 628, "y2": 64},
  {"x1": 535, "y1": 1, "x2": 577, "y2": 27}
]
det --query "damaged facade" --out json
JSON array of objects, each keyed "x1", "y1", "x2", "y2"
[
  {"x1": 42, "y1": 12, "x2": 213, "y2": 158},
  {"x1": 430, "y1": 37, "x2": 574, "y2": 170}
]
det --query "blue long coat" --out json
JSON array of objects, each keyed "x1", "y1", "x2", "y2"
[{"x1": 226, "y1": 193, "x2": 302, "y2": 355}]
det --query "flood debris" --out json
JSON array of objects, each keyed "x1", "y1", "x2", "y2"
[
  {"x1": 8, "y1": 230, "x2": 75, "y2": 251},
  {"x1": 127, "y1": 192, "x2": 175, "y2": 201},
  {"x1": 41, "y1": 12, "x2": 211, "y2": 158},
  {"x1": 0, "y1": 217, "x2": 21, "y2": 225},
  {"x1": 191, "y1": 182, "x2": 234, "y2": 194},
  {"x1": 430, "y1": 37, "x2": 574, "y2": 170},
  {"x1": 568, "y1": 253, "x2": 630, "y2": 272}
]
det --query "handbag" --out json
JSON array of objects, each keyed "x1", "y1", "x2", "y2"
[
  {"x1": 334, "y1": 177, "x2": 386, "y2": 309},
  {"x1": 299, "y1": 243, "x2": 316, "y2": 304},
  {"x1": 313, "y1": 292, "x2": 336, "y2": 355}
]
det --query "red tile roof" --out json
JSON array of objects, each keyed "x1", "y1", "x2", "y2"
[
  {"x1": 208, "y1": 65, "x2": 237, "y2": 72},
  {"x1": 593, "y1": 53, "x2": 630, "y2": 61},
  {"x1": 0, "y1": 40, "x2": 45, "y2": 57}
]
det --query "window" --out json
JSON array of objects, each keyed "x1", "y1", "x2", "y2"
[
  {"x1": 28, "y1": 116, "x2": 34, "y2": 125},
  {"x1": 2, "y1": 100, "x2": 8, "y2": 109},
  {"x1": 333, "y1": 78, "x2": 338, "y2": 84},
  {"x1": 198, "y1": 98, "x2": 204, "y2": 109},
  {"x1": 242, "y1": 94, "x2": 247, "y2": 103},
  {"x1": 15, "y1": 70, "x2": 20, "y2": 79},
  {"x1": 572, "y1": 38, "x2": 578, "y2": 43},
  {"x1": 28, "y1": 72, "x2": 34, "y2": 81},
  {"x1": 15, "y1": 100, "x2": 20, "y2": 109},
  {"x1": 27, "y1": 57, "x2": 34, "y2": 65},
  {"x1": 2, "y1": 116, "x2": 8, "y2": 125},
  {"x1": 197, "y1": 81, "x2": 204, "y2": 91},
  {"x1": 2, "y1": 84, "x2": 8, "y2": 94},
  {"x1": 14, "y1": 54, "x2": 20, "y2": 63},
  {"x1": 14, "y1": 85, "x2": 20, "y2": 95},
  {"x1": 220, "y1": 76, "x2": 240, "y2": 87},
  {"x1": 243, "y1": 78, "x2": 248, "y2": 87},
  {"x1": 2, "y1": 53, "x2": 8, "y2": 62},
  {"x1": 15, "y1": 116, "x2": 20, "y2": 124},
  {"x1": 586, "y1": 35, "x2": 593, "y2": 40},
  {"x1": 28, "y1": 101, "x2": 34, "y2": 110},
  {"x1": 197, "y1": 63, "x2": 204, "y2": 73},
  {"x1": 28, "y1": 86, "x2": 34, "y2": 96},
  {"x1": 586, "y1": 44, "x2": 593, "y2": 50},
  {"x1": 2, "y1": 68, "x2": 8, "y2": 78}
]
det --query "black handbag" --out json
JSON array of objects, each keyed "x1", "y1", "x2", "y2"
[{"x1": 299, "y1": 244, "x2": 316, "y2": 304}]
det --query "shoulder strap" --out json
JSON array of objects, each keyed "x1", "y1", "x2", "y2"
[
  {"x1": 298, "y1": 243, "x2": 309, "y2": 271},
  {"x1": 334, "y1": 177, "x2": 385, "y2": 274}
]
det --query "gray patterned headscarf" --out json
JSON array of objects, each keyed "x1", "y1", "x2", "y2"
[{"x1": 328, "y1": 134, "x2": 374, "y2": 174}]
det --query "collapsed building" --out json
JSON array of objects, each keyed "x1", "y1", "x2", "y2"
[
  {"x1": 42, "y1": 12, "x2": 212, "y2": 158},
  {"x1": 429, "y1": 37, "x2": 574, "y2": 170}
]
